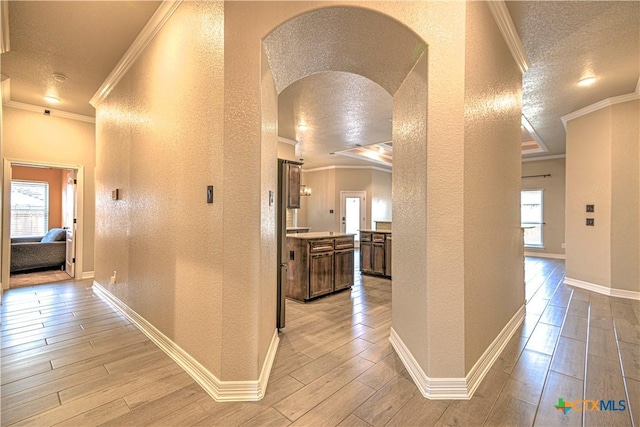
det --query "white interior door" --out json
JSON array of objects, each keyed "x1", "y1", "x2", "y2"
[
  {"x1": 62, "y1": 170, "x2": 77, "y2": 277},
  {"x1": 340, "y1": 191, "x2": 366, "y2": 245}
]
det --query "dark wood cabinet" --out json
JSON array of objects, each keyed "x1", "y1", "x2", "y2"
[
  {"x1": 310, "y1": 252, "x2": 334, "y2": 298},
  {"x1": 286, "y1": 233, "x2": 354, "y2": 302},
  {"x1": 287, "y1": 163, "x2": 301, "y2": 209},
  {"x1": 334, "y1": 249, "x2": 354, "y2": 291},
  {"x1": 360, "y1": 231, "x2": 391, "y2": 278}
]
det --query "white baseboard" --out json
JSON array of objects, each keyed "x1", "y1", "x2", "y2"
[
  {"x1": 92, "y1": 281, "x2": 279, "y2": 401},
  {"x1": 81, "y1": 271, "x2": 95, "y2": 280},
  {"x1": 524, "y1": 252, "x2": 566, "y2": 260},
  {"x1": 389, "y1": 304, "x2": 525, "y2": 400},
  {"x1": 564, "y1": 277, "x2": 640, "y2": 301}
]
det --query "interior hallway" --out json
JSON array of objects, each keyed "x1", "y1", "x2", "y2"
[{"x1": 1, "y1": 258, "x2": 638, "y2": 426}]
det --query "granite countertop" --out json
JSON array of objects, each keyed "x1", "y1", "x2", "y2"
[
  {"x1": 286, "y1": 232, "x2": 355, "y2": 239},
  {"x1": 286, "y1": 227, "x2": 310, "y2": 231},
  {"x1": 359, "y1": 229, "x2": 392, "y2": 234}
]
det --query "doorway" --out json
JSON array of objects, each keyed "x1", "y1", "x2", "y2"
[
  {"x1": 2, "y1": 160, "x2": 84, "y2": 289},
  {"x1": 340, "y1": 191, "x2": 366, "y2": 246}
]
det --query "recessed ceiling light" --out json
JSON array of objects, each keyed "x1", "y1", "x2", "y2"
[
  {"x1": 52, "y1": 73, "x2": 67, "y2": 82},
  {"x1": 44, "y1": 95, "x2": 60, "y2": 104},
  {"x1": 578, "y1": 77, "x2": 596, "y2": 87}
]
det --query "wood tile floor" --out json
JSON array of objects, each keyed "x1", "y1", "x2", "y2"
[{"x1": 1, "y1": 257, "x2": 638, "y2": 426}]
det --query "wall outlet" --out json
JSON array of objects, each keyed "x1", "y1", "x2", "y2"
[
  {"x1": 109, "y1": 271, "x2": 117, "y2": 285},
  {"x1": 586, "y1": 218, "x2": 595, "y2": 226}
]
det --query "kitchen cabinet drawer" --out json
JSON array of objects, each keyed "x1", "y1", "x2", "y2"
[
  {"x1": 360, "y1": 232, "x2": 372, "y2": 242},
  {"x1": 335, "y1": 238, "x2": 354, "y2": 250},
  {"x1": 372, "y1": 233, "x2": 386, "y2": 243},
  {"x1": 309, "y1": 239, "x2": 334, "y2": 252}
]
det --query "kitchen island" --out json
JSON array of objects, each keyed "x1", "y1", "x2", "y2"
[
  {"x1": 286, "y1": 232, "x2": 355, "y2": 302},
  {"x1": 359, "y1": 229, "x2": 392, "y2": 278}
]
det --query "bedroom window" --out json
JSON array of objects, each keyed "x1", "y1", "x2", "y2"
[
  {"x1": 521, "y1": 189, "x2": 543, "y2": 247},
  {"x1": 11, "y1": 180, "x2": 49, "y2": 238}
]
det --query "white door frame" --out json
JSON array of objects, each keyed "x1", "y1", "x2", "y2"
[
  {"x1": 2, "y1": 159, "x2": 85, "y2": 290},
  {"x1": 340, "y1": 191, "x2": 367, "y2": 244}
]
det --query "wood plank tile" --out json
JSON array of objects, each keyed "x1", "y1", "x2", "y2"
[
  {"x1": 567, "y1": 298, "x2": 589, "y2": 319},
  {"x1": 123, "y1": 371, "x2": 195, "y2": 410},
  {"x1": 614, "y1": 318, "x2": 640, "y2": 345},
  {"x1": 493, "y1": 333, "x2": 528, "y2": 374},
  {"x1": 273, "y1": 356, "x2": 374, "y2": 422},
  {"x1": 11, "y1": 365, "x2": 174, "y2": 426},
  {"x1": 148, "y1": 401, "x2": 210, "y2": 427},
  {"x1": 291, "y1": 379, "x2": 376, "y2": 426},
  {"x1": 353, "y1": 375, "x2": 420, "y2": 426},
  {"x1": 52, "y1": 398, "x2": 131, "y2": 427},
  {"x1": 550, "y1": 336, "x2": 586, "y2": 380},
  {"x1": 0, "y1": 393, "x2": 60, "y2": 426},
  {"x1": 336, "y1": 414, "x2": 371, "y2": 427},
  {"x1": 588, "y1": 325, "x2": 620, "y2": 361},
  {"x1": 534, "y1": 371, "x2": 583, "y2": 427},
  {"x1": 584, "y1": 354, "x2": 632, "y2": 427},
  {"x1": 289, "y1": 338, "x2": 371, "y2": 385},
  {"x1": 358, "y1": 339, "x2": 394, "y2": 364},
  {"x1": 1, "y1": 365, "x2": 109, "y2": 411},
  {"x1": 356, "y1": 352, "x2": 406, "y2": 390},
  {"x1": 618, "y1": 341, "x2": 640, "y2": 381},
  {"x1": 626, "y1": 377, "x2": 640, "y2": 427},
  {"x1": 525, "y1": 323, "x2": 561, "y2": 355},
  {"x1": 540, "y1": 304, "x2": 566, "y2": 327},
  {"x1": 101, "y1": 383, "x2": 207, "y2": 426},
  {"x1": 241, "y1": 407, "x2": 292, "y2": 427},
  {"x1": 385, "y1": 392, "x2": 448, "y2": 426},
  {"x1": 483, "y1": 393, "x2": 537, "y2": 427},
  {"x1": 501, "y1": 349, "x2": 551, "y2": 405},
  {"x1": 1, "y1": 359, "x2": 52, "y2": 385},
  {"x1": 561, "y1": 315, "x2": 588, "y2": 342},
  {"x1": 436, "y1": 368, "x2": 510, "y2": 426}
]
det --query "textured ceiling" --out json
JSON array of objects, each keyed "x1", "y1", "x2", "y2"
[
  {"x1": 267, "y1": 7, "x2": 424, "y2": 170},
  {"x1": 263, "y1": 7, "x2": 426, "y2": 96},
  {"x1": 3, "y1": 1, "x2": 638, "y2": 164},
  {"x1": 278, "y1": 71, "x2": 393, "y2": 169},
  {"x1": 1, "y1": 1, "x2": 160, "y2": 117},
  {"x1": 507, "y1": 1, "x2": 640, "y2": 157}
]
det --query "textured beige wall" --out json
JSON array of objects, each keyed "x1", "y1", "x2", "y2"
[
  {"x1": 299, "y1": 167, "x2": 392, "y2": 233},
  {"x1": 259, "y1": 44, "x2": 278, "y2": 367},
  {"x1": 299, "y1": 169, "x2": 337, "y2": 232},
  {"x1": 95, "y1": 1, "x2": 225, "y2": 377},
  {"x1": 462, "y1": 1, "x2": 524, "y2": 372},
  {"x1": 521, "y1": 159, "x2": 566, "y2": 256},
  {"x1": 371, "y1": 170, "x2": 392, "y2": 223},
  {"x1": 3, "y1": 107, "x2": 96, "y2": 273},
  {"x1": 611, "y1": 100, "x2": 639, "y2": 293},
  {"x1": 277, "y1": 142, "x2": 296, "y2": 161},
  {"x1": 94, "y1": 0, "x2": 525, "y2": 385},
  {"x1": 566, "y1": 108, "x2": 612, "y2": 286}
]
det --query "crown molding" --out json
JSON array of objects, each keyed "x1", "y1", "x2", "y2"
[
  {"x1": 521, "y1": 153, "x2": 566, "y2": 163},
  {"x1": 1, "y1": 1, "x2": 9, "y2": 54},
  {"x1": 277, "y1": 136, "x2": 298, "y2": 146},
  {"x1": 561, "y1": 91, "x2": 640, "y2": 130},
  {"x1": 302, "y1": 165, "x2": 391, "y2": 174},
  {"x1": 90, "y1": 1, "x2": 183, "y2": 107},
  {"x1": 4, "y1": 101, "x2": 95, "y2": 124},
  {"x1": 2, "y1": 78, "x2": 95, "y2": 123},
  {"x1": 521, "y1": 115, "x2": 548, "y2": 153},
  {"x1": 487, "y1": 1, "x2": 530, "y2": 74}
]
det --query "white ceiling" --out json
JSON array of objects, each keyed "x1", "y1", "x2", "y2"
[
  {"x1": 2, "y1": 1, "x2": 638, "y2": 166},
  {"x1": 1, "y1": 1, "x2": 161, "y2": 117}
]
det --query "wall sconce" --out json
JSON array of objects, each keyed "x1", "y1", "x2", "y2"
[{"x1": 300, "y1": 185, "x2": 312, "y2": 197}]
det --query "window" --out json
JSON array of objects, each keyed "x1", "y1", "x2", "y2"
[
  {"x1": 11, "y1": 180, "x2": 49, "y2": 238},
  {"x1": 521, "y1": 189, "x2": 543, "y2": 247}
]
